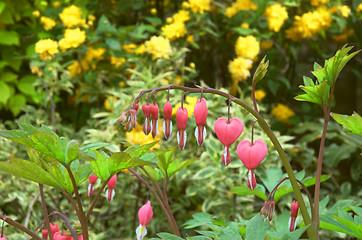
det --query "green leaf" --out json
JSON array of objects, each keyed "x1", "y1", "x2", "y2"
[
  {"x1": 0, "y1": 71, "x2": 17, "y2": 82},
  {"x1": 0, "y1": 81, "x2": 11, "y2": 104},
  {"x1": 9, "y1": 94, "x2": 26, "y2": 116},
  {"x1": 219, "y1": 227, "x2": 243, "y2": 240},
  {"x1": 167, "y1": 158, "x2": 196, "y2": 178},
  {"x1": 17, "y1": 75, "x2": 37, "y2": 96},
  {"x1": 231, "y1": 185, "x2": 267, "y2": 201},
  {"x1": 281, "y1": 225, "x2": 310, "y2": 240},
  {"x1": 0, "y1": 158, "x2": 59, "y2": 188},
  {"x1": 105, "y1": 37, "x2": 121, "y2": 50},
  {"x1": 96, "y1": 15, "x2": 117, "y2": 34},
  {"x1": 333, "y1": 215, "x2": 362, "y2": 238},
  {"x1": 81, "y1": 142, "x2": 110, "y2": 152},
  {"x1": 30, "y1": 133, "x2": 65, "y2": 162},
  {"x1": 65, "y1": 140, "x2": 80, "y2": 164},
  {"x1": 108, "y1": 152, "x2": 156, "y2": 175},
  {"x1": 245, "y1": 215, "x2": 268, "y2": 240},
  {"x1": 260, "y1": 167, "x2": 283, "y2": 192},
  {"x1": 156, "y1": 233, "x2": 184, "y2": 240},
  {"x1": 156, "y1": 146, "x2": 176, "y2": 176},
  {"x1": 331, "y1": 112, "x2": 362, "y2": 136},
  {"x1": 0, "y1": 30, "x2": 19, "y2": 45},
  {"x1": 89, "y1": 150, "x2": 109, "y2": 181}
]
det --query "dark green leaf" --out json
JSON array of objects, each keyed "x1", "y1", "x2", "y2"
[
  {"x1": 245, "y1": 215, "x2": 268, "y2": 240},
  {"x1": 231, "y1": 185, "x2": 267, "y2": 201}
]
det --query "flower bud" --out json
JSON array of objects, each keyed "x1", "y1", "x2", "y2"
[
  {"x1": 194, "y1": 98, "x2": 208, "y2": 146},
  {"x1": 288, "y1": 200, "x2": 299, "y2": 232},
  {"x1": 136, "y1": 201, "x2": 153, "y2": 240},
  {"x1": 176, "y1": 107, "x2": 188, "y2": 150},
  {"x1": 142, "y1": 104, "x2": 152, "y2": 135},
  {"x1": 163, "y1": 101, "x2": 173, "y2": 139},
  {"x1": 150, "y1": 104, "x2": 159, "y2": 138},
  {"x1": 88, "y1": 174, "x2": 98, "y2": 197},
  {"x1": 106, "y1": 174, "x2": 117, "y2": 202}
]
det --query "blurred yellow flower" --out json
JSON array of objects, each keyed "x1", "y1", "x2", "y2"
[
  {"x1": 151, "y1": 8, "x2": 157, "y2": 15},
  {"x1": 88, "y1": 14, "x2": 96, "y2": 22},
  {"x1": 67, "y1": 60, "x2": 89, "y2": 78},
  {"x1": 189, "y1": 62, "x2": 195, "y2": 68},
  {"x1": 186, "y1": 35, "x2": 194, "y2": 43},
  {"x1": 172, "y1": 96, "x2": 198, "y2": 116},
  {"x1": 228, "y1": 57, "x2": 253, "y2": 82},
  {"x1": 264, "y1": 3, "x2": 288, "y2": 32},
  {"x1": 59, "y1": 5, "x2": 86, "y2": 28},
  {"x1": 35, "y1": 39, "x2": 59, "y2": 60},
  {"x1": 254, "y1": 90, "x2": 266, "y2": 101},
  {"x1": 188, "y1": 0, "x2": 211, "y2": 14},
  {"x1": 85, "y1": 47, "x2": 106, "y2": 62},
  {"x1": 53, "y1": 1, "x2": 61, "y2": 8},
  {"x1": 144, "y1": 36, "x2": 172, "y2": 60},
  {"x1": 332, "y1": 29, "x2": 354, "y2": 43},
  {"x1": 357, "y1": 4, "x2": 362, "y2": 12},
  {"x1": 286, "y1": 7, "x2": 332, "y2": 41},
  {"x1": 241, "y1": 23, "x2": 249, "y2": 28},
  {"x1": 123, "y1": 43, "x2": 137, "y2": 53},
  {"x1": 309, "y1": 0, "x2": 329, "y2": 6},
  {"x1": 174, "y1": 75, "x2": 183, "y2": 85},
  {"x1": 40, "y1": 16, "x2": 56, "y2": 31},
  {"x1": 166, "y1": 17, "x2": 173, "y2": 23},
  {"x1": 337, "y1": 5, "x2": 351, "y2": 18},
  {"x1": 260, "y1": 40, "x2": 273, "y2": 50},
  {"x1": 224, "y1": 0, "x2": 257, "y2": 18},
  {"x1": 104, "y1": 95, "x2": 118, "y2": 111},
  {"x1": 126, "y1": 124, "x2": 161, "y2": 148},
  {"x1": 110, "y1": 56, "x2": 126, "y2": 67},
  {"x1": 32, "y1": 10, "x2": 40, "y2": 18},
  {"x1": 162, "y1": 22, "x2": 187, "y2": 40},
  {"x1": 119, "y1": 81, "x2": 126, "y2": 88},
  {"x1": 135, "y1": 44, "x2": 146, "y2": 55},
  {"x1": 271, "y1": 104, "x2": 295, "y2": 123},
  {"x1": 31, "y1": 66, "x2": 42, "y2": 77},
  {"x1": 235, "y1": 35, "x2": 260, "y2": 60},
  {"x1": 59, "y1": 28, "x2": 86, "y2": 50},
  {"x1": 173, "y1": 10, "x2": 190, "y2": 23}
]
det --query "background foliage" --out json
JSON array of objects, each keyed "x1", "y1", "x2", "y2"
[{"x1": 0, "y1": 0, "x2": 361, "y2": 239}]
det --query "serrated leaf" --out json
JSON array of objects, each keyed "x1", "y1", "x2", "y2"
[
  {"x1": 89, "y1": 150, "x2": 109, "y2": 181},
  {"x1": 331, "y1": 112, "x2": 362, "y2": 136},
  {"x1": 245, "y1": 215, "x2": 268, "y2": 240},
  {"x1": 167, "y1": 158, "x2": 196, "y2": 178},
  {"x1": 81, "y1": 142, "x2": 110, "y2": 152},
  {"x1": 30, "y1": 132, "x2": 65, "y2": 162}
]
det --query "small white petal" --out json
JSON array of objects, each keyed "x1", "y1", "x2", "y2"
[
  {"x1": 136, "y1": 224, "x2": 147, "y2": 240},
  {"x1": 294, "y1": 218, "x2": 297, "y2": 230},
  {"x1": 288, "y1": 217, "x2": 292, "y2": 230},
  {"x1": 203, "y1": 127, "x2": 206, "y2": 143},
  {"x1": 248, "y1": 170, "x2": 254, "y2": 190},
  {"x1": 88, "y1": 184, "x2": 93, "y2": 197},
  {"x1": 177, "y1": 131, "x2": 180, "y2": 145},
  {"x1": 223, "y1": 146, "x2": 228, "y2": 165},
  {"x1": 169, "y1": 121, "x2": 172, "y2": 138},
  {"x1": 163, "y1": 120, "x2": 166, "y2": 138},
  {"x1": 183, "y1": 131, "x2": 187, "y2": 149},
  {"x1": 105, "y1": 189, "x2": 116, "y2": 202},
  {"x1": 194, "y1": 127, "x2": 199, "y2": 146}
]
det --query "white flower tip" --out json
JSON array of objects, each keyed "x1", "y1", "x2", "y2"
[
  {"x1": 136, "y1": 224, "x2": 147, "y2": 240},
  {"x1": 105, "y1": 189, "x2": 115, "y2": 202}
]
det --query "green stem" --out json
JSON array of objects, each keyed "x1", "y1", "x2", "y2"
[
  {"x1": 119, "y1": 85, "x2": 317, "y2": 240},
  {"x1": 39, "y1": 184, "x2": 54, "y2": 240}
]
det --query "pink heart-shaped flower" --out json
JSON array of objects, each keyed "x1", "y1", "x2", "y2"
[
  {"x1": 214, "y1": 117, "x2": 244, "y2": 146},
  {"x1": 237, "y1": 139, "x2": 267, "y2": 170}
]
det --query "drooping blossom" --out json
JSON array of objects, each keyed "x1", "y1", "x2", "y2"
[
  {"x1": 88, "y1": 174, "x2": 98, "y2": 197},
  {"x1": 0, "y1": 233, "x2": 7, "y2": 240},
  {"x1": 42, "y1": 229, "x2": 48, "y2": 239},
  {"x1": 237, "y1": 139, "x2": 267, "y2": 190},
  {"x1": 163, "y1": 101, "x2": 173, "y2": 139},
  {"x1": 194, "y1": 98, "x2": 208, "y2": 146},
  {"x1": 289, "y1": 200, "x2": 299, "y2": 232},
  {"x1": 150, "y1": 104, "x2": 159, "y2": 138},
  {"x1": 176, "y1": 107, "x2": 188, "y2": 150},
  {"x1": 142, "y1": 104, "x2": 152, "y2": 135},
  {"x1": 136, "y1": 200, "x2": 153, "y2": 240},
  {"x1": 105, "y1": 174, "x2": 117, "y2": 202},
  {"x1": 130, "y1": 102, "x2": 139, "y2": 128},
  {"x1": 214, "y1": 117, "x2": 244, "y2": 166},
  {"x1": 50, "y1": 223, "x2": 60, "y2": 235}
]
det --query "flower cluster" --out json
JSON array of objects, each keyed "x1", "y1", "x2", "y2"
[
  {"x1": 35, "y1": 39, "x2": 59, "y2": 60},
  {"x1": 224, "y1": 0, "x2": 257, "y2": 18},
  {"x1": 87, "y1": 174, "x2": 118, "y2": 202},
  {"x1": 162, "y1": 10, "x2": 190, "y2": 40},
  {"x1": 41, "y1": 223, "x2": 83, "y2": 240},
  {"x1": 40, "y1": 16, "x2": 56, "y2": 31},
  {"x1": 264, "y1": 3, "x2": 288, "y2": 33},
  {"x1": 59, "y1": 5, "x2": 86, "y2": 28},
  {"x1": 144, "y1": 36, "x2": 172, "y2": 60},
  {"x1": 186, "y1": 0, "x2": 211, "y2": 14},
  {"x1": 59, "y1": 28, "x2": 86, "y2": 50},
  {"x1": 271, "y1": 103, "x2": 295, "y2": 124},
  {"x1": 67, "y1": 47, "x2": 106, "y2": 77}
]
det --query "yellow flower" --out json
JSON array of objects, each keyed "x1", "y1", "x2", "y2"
[
  {"x1": 110, "y1": 56, "x2": 126, "y2": 67},
  {"x1": 59, "y1": 5, "x2": 86, "y2": 28},
  {"x1": 174, "y1": 75, "x2": 183, "y2": 85},
  {"x1": 53, "y1": 1, "x2": 61, "y2": 8},
  {"x1": 187, "y1": 35, "x2": 194, "y2": 43},
  {"x1": 151, "y1": 8, "x2": 157, "y2": 15},
  {"x1": 173, "y1": 10, "x2": 190, "y2": 23},
  {"x1": 241, "y1": 23, "x2": 249, "y2": 29},
  {"x1": 135, "y1": 44, "x2": 146, "y2": 55},
  {"x1": 224, "y1": 0, "x2": 257, "y2": 18},
  {"x1": 271, "y1": 104, "x2": 295, "y2": 123},
  {"x1": 32, "y1": 10, "x2": 40, "y2": 18},
  {"x1": 337, "y1": 5, "x2": 351, "y2": 18},
  {"x1": 309, "y1": 0, "x2": 329, "y2": 6},
  {"x1": 88, "y1": 14, "x2": 96, "y2": 22},
  {"x1": 162, "y1": 22, "x2": 187, "y2": 40},
  {"x1": 188, "y1": 0, "x2": 211, "y2": 14},
  {"x1": 254, "y1": 90, "x2": 266, "y2": 101},
  {"x1": 144, "y1": 36, "x2": 172, "y2": 60},
  {"x1": 119, "y1": 81, "x2": 126, "y2": 88},
  {"x1": 59, "y1": 28, "x2": 86, "y2": 50},
  {"x1": 123, "y1": 43, "x2": 137, "y2": 53},
  {"x1": 31, "y1": 66, "x2": 42, "y2": 77},
  {"x1": 235, "y1": 35, "x2": 260, "y2": 60},
  {"x1": 189, "y1": 62, "x2": 195, "y2": 68},
  {"x1": 286, "y1": 7, "x2": 332, "y2": 41},
  {"x1": 67, "y1": 60, "x2": 89, "y2": 78},
  {"x1": 85, "y1": 47, "x2": 106, "y2": 62},
  {"x1": 104, "y1": 95, "x2": 118, "y2": 111},
  {"x1": 228, "y1": 57, "x2": 253, "y2": 82},
  {"x1": 357, "y1": 4, "x2": 362, "y2": 12},
  {"x1": 332, "y1": 29, "x2": 354, "y2": 43},
  {"x1": 35, "y1": 39, "x2": 59, "y2": 60},
  {"x1": 166, "y1": 17, "x2": 173, "y2": 23},
  {"x1": 260, "y1": 40, "x2": 273, "y2": 50},
  {"x1": 171, "y1": 96, "x2": 198, "y2": 116},
  {"x1": 126, "y1": 124, "x2": 161, "y2": 148},
  {"x1": 264, "y1": 3, "x2": 288, "y2": 32},
  {"x1": 40, "y1": 16, "x2": 56, "y2": 31}
]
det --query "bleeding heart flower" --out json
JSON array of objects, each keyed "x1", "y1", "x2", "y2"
[
  {"x1": 237, "y1": 139, "x2": 267, "y2": 190},
  {"x1": 150, "y1": 104, "x2": 159, "y2": 138},
  {"x1": 142, "y1": 104, "x2": 152, "y2": 135},
  {"x1": 289, "y1": 200, "x2": 299, "y2": 232},
  {"x1": 50, "y1": 223, "x2": 60, "y2": 235},
  {"x1": 176, "y1": 107, "x2": 188, "y2": 150},
  {"x1": 88, "y1": 174, "x2": 98, "y2": 197},
  {"x1": 106, "y1": 174, "x2": 117, "y2": 202},
  {"x1": 42, "y1": 229, "x2": 48, "y2": 240},
  {"x1": 214, "y1": 117, "x2": 244, "y2": 166},
  {"x1": 194, "y1": 98, "x2": 208, "y2": 146},
  {"x1": 136, "y1": 201, "x2": 153, "y2": 240},
  {"x1": 163, "y1": 101, "x2": 173, "y2": 139},
  {"x1": 0, "y1": 234, "x2": 7, "y2": 240}
]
